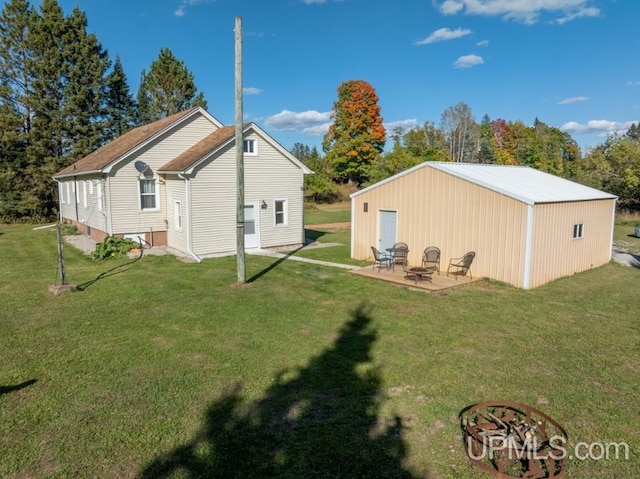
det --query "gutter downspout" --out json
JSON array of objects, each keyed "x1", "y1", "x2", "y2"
[
  {"x1": 54, "y1": 179, "x2": 62, "y2": 224},
  {"x1": 522, "y1": 204, "x2": 534, "y2": 290},
  {"x1": 350, "y1": 195, "x2": 355, "y2": 259},
  {"x1": 179, "y1": 173, "x2": 201, "y2": 263},
  {"x1": 609, "y1": 199, "x2": 617, "y2": 261}
]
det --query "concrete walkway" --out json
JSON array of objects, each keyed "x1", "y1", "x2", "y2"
[{"x1": 247, "y1": 249, "x2": 360, "y2": 270}]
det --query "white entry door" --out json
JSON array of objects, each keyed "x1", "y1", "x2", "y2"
[
  {"x1": 379, "y1": 210, "x2": 397, "y2": 252},
  {"x1": 244, "y1": 202, "x2": 259, "y2": 248}
]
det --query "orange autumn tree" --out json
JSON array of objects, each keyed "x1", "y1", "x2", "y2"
[{"x1": 322, "y1": 80, "x2": 386, "y2": 185}]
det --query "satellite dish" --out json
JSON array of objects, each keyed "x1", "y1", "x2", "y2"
[{"x1": 134, "y1": 161, "x2": 150, "y2": 173}]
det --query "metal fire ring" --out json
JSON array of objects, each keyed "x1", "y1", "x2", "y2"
[{"x1": 460, "y1": 401, "x2": 568, "y2": 479}]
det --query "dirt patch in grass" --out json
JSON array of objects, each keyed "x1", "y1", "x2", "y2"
[{"x1": 305, "y1": 222, "x2": 351, "y2": 230}]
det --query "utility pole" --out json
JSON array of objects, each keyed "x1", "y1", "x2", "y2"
[
  {"x1": 56, "y1": 223, "x2": 67, "y2": 285},
  {"x1": 235, "y1": 16, "x2": 245, "y2": 283}
]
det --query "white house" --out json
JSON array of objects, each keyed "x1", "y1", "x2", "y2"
[{"x1": 54, "y1": 107, "x2": 311, "y2": 261}]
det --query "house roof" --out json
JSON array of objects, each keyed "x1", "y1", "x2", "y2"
[
  {"x1": 159, "y1": 122, "x2": 312, "y2": 175},
  {"x1": 54, "y1": 107, "x2": 219, "y2": 178},
  {"x1": 158, "y1": 125, "x2": 238, "y2": 172},
  {"x1": 351, "y1": 162, "x2": 617, "y2": 205}
]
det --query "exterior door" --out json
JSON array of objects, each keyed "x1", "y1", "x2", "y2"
[
  {"x1": 379, "y1": 210, "x2": 397, "y2": 252},
  {"x1": 244, "y1": 202, "x2": 259, "y2": 248}
]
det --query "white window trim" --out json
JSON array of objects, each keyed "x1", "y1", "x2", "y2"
[
  {"x1": 138, "y1": 177, "x2": 160, "y2": 212},
  {"x1": 243, "y1": 138, "x2": 258, "y2": 156},
  {"x1": 273, "y1": 198, "x2": 288, "y2": 227},
  {"x1": 73, "y1": 181, "x2": 79, "y2": 204},
  {"x1": 83, "y1": 180, "x2": 88, "y2": 208},
  {"x1": 97, "y1": 181, "x2": 103, "y2": 211},
  {"x1": 66, "y1": 183, "x2": 70, "y2": 205},
  {"x1": 573, "y1": 223, "x2": 584, "y2": 240},
  {"x1": 88, "y1": 180, "x2": 94, "y2": 195},
  {"x1": 174, "y1": 200, "x2": 182, "y2": 231}
]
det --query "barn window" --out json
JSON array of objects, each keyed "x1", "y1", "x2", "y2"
[{"x1": 573, "y1": 223, "x2": 584, "y2": 239}]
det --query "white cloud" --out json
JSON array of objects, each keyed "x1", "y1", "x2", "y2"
[
  {"x1": 557, "y1": 96, "x2": 588, "y2": 105},
  {"x1": 453, "y1": 54, "x2": 483, "y2": 69},
  {"x1": 385, "y1": 119, "x2": 419, "y2": 132},
  {"x1": 435, "y1": 0, "x2": 601, "y2": 25},
  {"x1": 556, "y1": 6, "x2": 599, "y2": 24},
  {"x1": 243, "y1": 87, "x2": 264, "y2": 95},
  {"x1": 264, "y1": 110, "x2": 332, "y2": 135},
  {"x1": 415, "y1": 27, "x2": 472, "y2": 45},
  {"x1": 476, "y1": 39, "x2": 489, "y2": 46},
  {"x1": 560, "y1": 119, "x2": 638, "y2": 136},
  {"x1": 174, "y1": 0, "x2": 215, "y2": 17}
]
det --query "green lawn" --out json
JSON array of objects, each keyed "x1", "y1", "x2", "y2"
[
  {"x1": 1, "y1": 224, "x2": 638, "y2": 478},
  {"x1": 613, "y1": 222, "x2": 640, "y2": 253},
  {"x1": 304, "y1": 206, "x2": 351, "y2": 225}
]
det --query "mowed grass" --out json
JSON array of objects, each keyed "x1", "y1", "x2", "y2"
[{"x1": 1, "y1": 224, "x2": 639, "y2": 478}]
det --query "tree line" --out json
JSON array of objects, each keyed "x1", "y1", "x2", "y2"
[
  {"x1": 302, "y1": 80, "x2": 640, "y2": 211},
  {"x1": 0, "y1": 0, "x2": 206, "y2": 221}
]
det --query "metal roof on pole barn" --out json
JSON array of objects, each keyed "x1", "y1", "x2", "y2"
[{"x1": 352, "y1": 162, "x2": 617, "y2": 205}]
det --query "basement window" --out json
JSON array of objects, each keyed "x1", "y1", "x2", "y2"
[{"x1": 573, "y1": 223, "x2": 584, "y2": 240}]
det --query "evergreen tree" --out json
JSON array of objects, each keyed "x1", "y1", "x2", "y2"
[
  {"x1": 0, "y1": 0, "x2": 33, "y2": 218},
  {"x1": 104, "y1": 54, "x2": 136, "y2": 139},
  {"x1": 136, "y1": 47, "x2": 207, "y2": 124},
  {"x1": 322, "y1": 80, "x2": 386, "y2": 185},
  {"x1": 63, "y1": 6, "x2": 110, "y2": 159}
]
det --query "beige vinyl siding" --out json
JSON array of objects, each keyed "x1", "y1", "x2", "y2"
[
  {"x1": 189, "y1": 134, "x2": 305, "y2": 255},
  {"x1": 245, "y1": 135, "x2": 304, "y2": 248},
  {"x1": 76, "y1": 177, "x2": 108, "y2": 233},
  {"x1": 58, "y1": 179, "x2": 77, "y2": 222},
  {"x1": 109, "y1": 113, "x2": 216, "y2": 235},
  {"x1": 352, "y1": 167, "x2": 529, "y2": 288},
  {"x1": 190, "y1": 143, "x2": 237, "y2": 255},
  {"x1": 165, "y1": 176, "x2": 188, "y2": 254},
  {"x1": 529, "y1": 199, "x2": 614, "y2": 289}
]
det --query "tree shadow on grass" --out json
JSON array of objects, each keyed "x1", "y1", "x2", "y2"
[
  {"x1": 0, "y1": 379, "x2": 36, "y2": 396},
  {"x1": 139, "y1": 304, "x2": 423, "y2": 478}
]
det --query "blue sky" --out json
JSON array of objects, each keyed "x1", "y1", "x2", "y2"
[{"x1": 53, "y1": 0, "x2": 640, "y2": 155}]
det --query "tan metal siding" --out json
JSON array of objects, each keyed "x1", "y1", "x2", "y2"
[
  {"x1": 164, "y1": 175, "x2": 188, "y2": 254},
  {"x1": 529, "y1": 199, "x2": 614, "y2": 288},
  {"x1": 352, "y1": 167, "x2": 529, "y2": 288},
  {"x1": 109, "y1": 114, "x2": 216, "y2": 235}
]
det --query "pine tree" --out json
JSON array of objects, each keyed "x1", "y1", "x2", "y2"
[
  {"x1": 136, "y1": 47, "x2": 207, "y2": 124},
  {"x1": 104, "y1": 54, "x2": 136, "y2": 139},
  {"x1": 0, "y1": 0, "x2": 33, "y2": 218},
  {"x1": 322, "y1": 80, "x2": 386, "y2": 185},
  {"x1": 63, "y1": 6, "x2": 110, "y2": 160}
]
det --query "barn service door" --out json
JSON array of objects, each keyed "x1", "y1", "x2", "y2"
[{"x1": 379, "y1": 210, "x2": 397, "y2": 252}]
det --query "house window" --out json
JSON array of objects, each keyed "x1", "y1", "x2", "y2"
[
  {"x1": 573, "y1": 223, "x2": 584, "y2": 239},
  {"x1": 139, "y1": 179, "x2": 158, "y2": 210},
  {"x1": 274, "y1": 199, "x2": 287, "y2": 226},
  {"x1": 174, "y1": 200, "x2": 182, "y2": 231},
  {"x1": 97, "y1": 181, "x2": 103, "y2": 211},
  {"x1": 88, "y1": 180, "x2": 94, "y2": 195},
  {"x1": 66, "y1": 183, "x2": 71, "y2": 204},
  {"x1": 243, "y1": 139, "x2": 257, "y2": 155},
  {"x1": 83, "y1": 180, "x2": 88, "y2": 208}
]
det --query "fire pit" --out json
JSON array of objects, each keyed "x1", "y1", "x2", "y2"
[{"x1": 460, "y1": 401, "x2": 568, "y2": 479}]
